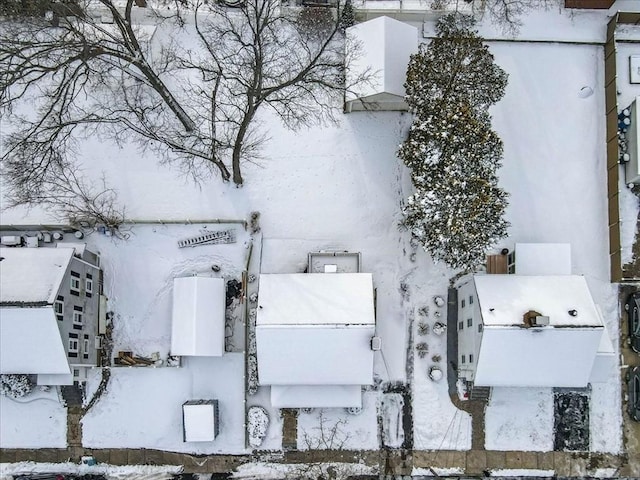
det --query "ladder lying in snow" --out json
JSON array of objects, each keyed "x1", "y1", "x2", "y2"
[{"x1": 177, "y1": 229, "x2": 236, "y2": 248}]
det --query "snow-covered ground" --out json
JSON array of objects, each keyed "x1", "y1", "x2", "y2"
[
  {"x1": 82, "y1": 354, "x2": 246, "y2": 453},
  {"x1": 0, "y1": 389, "x2": 67, "y2": 449},
  {"x1": 0, "y1": 462, "x2": 182, "y2": 480},
  {"x1": 0, "y1": 5, "x2": 628, "y2": 456},
  {"x1": 485, "y1": 388, "x2": 554, "y2": 452}
]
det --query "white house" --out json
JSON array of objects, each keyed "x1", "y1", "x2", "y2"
[
  {"x1": 456, "y1": 243, "x2": 615, "y2": 388},
  {"x1": 256, "y1": 273, "x2": 376, "y2": 408},
  {"x1": 344, "y1": 16, "x2": 418, "y2": 112},
  {"x1": 0, "y1": 244, "x2": 103, "y2": 385},
  {"x1": 171, "y1": 276, "x2": 226, "y2": 357}
]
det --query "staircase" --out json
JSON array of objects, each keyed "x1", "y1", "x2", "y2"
[
  {"x1": 469, "y1": 385, "x2": 491, "y2": 402},
  {"x1": 61, "y1": 384, "x2": 84, "y2": 407}
]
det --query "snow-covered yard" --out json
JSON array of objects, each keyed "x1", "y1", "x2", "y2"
[
  {"x1": 0, "y1": 5, "x2": 629, "y2": 456},
  {"x1": 0, "y1": 389, "x2": 67, "y2": 449}
]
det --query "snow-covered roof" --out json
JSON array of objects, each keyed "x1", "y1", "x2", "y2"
[
  {"x1": 256, "y1": 273, "x2": 375, "y2": 326},
  {"x1": 0, "y1": 307, "x2": 70, "y2": 375},
  {"x1": 473, "y1": 274, "x2": 609, "y2": 387},
  {"x1": 256, "y1": 273, "x2": 376, "y2": 393},
  {"x1": 0, "y1": 247, "x2": 74, "y2": 304},
  {"x1": 257, "y1": 324, "x2": 376, "y2": 385},
  {"x1": 182, "y1": 401, "x2": 217, "y2": 442},
  {"x1": 345, "y1": 17, "x2": 418, "y2": 105},
  {"x1": 515, "y1": 243, "x2": 572, "y2": 275},
  {"x1": 270, "y1": 385, "x2": 362, "y2": 408},
  {"x1": 171, "y1": 276, "x2": 225, "y2": 357},
  {"x1": 474, "y1": 275, "x2": 602, "y2": 327},
  {"x1": 475, "y1": 326, "x2": 603, "y2": 387}
]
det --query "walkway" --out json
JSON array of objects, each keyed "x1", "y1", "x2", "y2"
[{"x1": 0, "y1": 447, "x2": 631, "y2": 476}]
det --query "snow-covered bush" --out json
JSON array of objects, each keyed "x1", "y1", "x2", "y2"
[
  {"x1": 398, "y1": 12, "x2": 509, "y2": 271},
  {"x1": 247, "y1": 406, "x2": 269, "y2": 448},
  {"x1": 1, "y1": 374, "x2": 34, "y2": 399},
  {"x1": 433, "y1": 322, "x2": 446, "y2": 336},
  {"x1": 417, "y1": 322, "x2": 429, "y2": 336}
]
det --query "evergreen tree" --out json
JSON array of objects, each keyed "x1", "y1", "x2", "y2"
[{"x1": 399, "y1": 12, "x2": 509, "y2": 271}]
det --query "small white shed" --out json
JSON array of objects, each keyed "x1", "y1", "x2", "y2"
[
  {"x1": 171, "y1": 276, "x2": 225, "y2": 357},
  {"x1": 345, "y1": 16, "x2": 418, "y2": 112},
  {"x1": 182, "y1": 399, "x2": 219, "y2": 442},
  {"x1": 625, "y1": 96, "x2": 640, "y2": 185}
]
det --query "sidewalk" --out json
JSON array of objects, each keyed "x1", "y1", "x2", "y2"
[{"x1": 0, "y1": 447, "x2": 631, "y2": 476}]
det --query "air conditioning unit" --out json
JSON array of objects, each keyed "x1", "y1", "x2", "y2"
[
  {"x1": 533, "y1": 316, "x2": 550, "y2": 327},
  {"x1": 94, "y1": 336, "x2": 103, "y2": 349}
]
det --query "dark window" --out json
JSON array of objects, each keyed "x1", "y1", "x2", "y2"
[
  {"x1": 83, "y1": 335, "x2": 90, "y2": 359},
  {"x1": 86, "y1": 273, "x2": 93, "y2": 280},
  {"x1": 458, "y1": 321, "x2": 464, "y2": 330},
  {"x1": 70, "y1": 271, "x2": 80, "y2": 278},
  {"x1": 68, "y1": 333, "x2": 79, "y2": 357},
  {"x1": 469, "y1": 296, "x2": 474, "y2": 304},
  {"x1": 467, "y1": 318, "x2": 473, "y2": 327},
  {"x1": 461, "y1": 355, "x2": 466, "y2": 364},
  {"x1": 68, "y1": 352, "x2": 78, "y2": 358},
  {"x1": 461, "y1": 299, "x2": 466, "y2": 308},
  {"x1": 54, "y1": 296, "x2": 64, "y2": 321},
  {"x1": 469, "y1": 354, "x2": 474, "y2": 363},
  {"x1": 73, "y1": 307, "x2": 83, "y2": 330},
  {"x1": 478, "y1": 324, "x2": 483, "y2": 333}
]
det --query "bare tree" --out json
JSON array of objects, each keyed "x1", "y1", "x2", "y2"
[{"x1": 1, "y1": 0, "x2": 365, "y2": 222}]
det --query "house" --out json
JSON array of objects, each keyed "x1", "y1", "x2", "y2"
[
  {"x1": 171, "y1": 276, "x2": 225, "y2": 357},
  {"x1": 0, "y1": 244, "x2": 103, "y2": 385},
  {"x1": 456, "y1": 243, "x2": 615, "y2": 388},
  {"x1": 256, "y1": 273, "x2": 377, "y2": 408},
  {"x1": 344, "y1": 16, "x2": 418, "y2": 112}
]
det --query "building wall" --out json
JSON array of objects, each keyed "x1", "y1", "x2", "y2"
[
  {"x1": 457, "y1": 278, "x2": 483, "y2": 383},
  {"x1": 53, "y1": 253, "x2": 101, "y2": 378}
]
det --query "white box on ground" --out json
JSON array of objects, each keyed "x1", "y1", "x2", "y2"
[{"x1": 182, "y1": 400, "x2": 219, "y2": 442}]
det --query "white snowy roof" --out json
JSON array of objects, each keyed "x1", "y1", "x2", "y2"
[
  {"x1": 256, "y1": 273, "x2": 375, "y2": 326},
  {"x1": 0, "y1": 247, "x2": 73, "y2": 304},
  {"x1": 256, "y1": 273, "x2": 375, "y2": 388},
  {"x1": 0, "y1": 307, "x2": 70, "y2": 375},
  {"x1": 171, "y1": 276, "x2": 225, "y2": 357},
  {"x1": 270, "y1": 385, "x2": 362, "y2": 408},
  {"x1": 515, "y1": 243, "x2": 572, "y2": 275},
  {"x1": 473, "y1": 274, "x2": 608, "y2": 387},
  {"x1": 474, "y1": 275, "x2": 602, "y2": 327},
  {"x1": 475, "y1": 326, "x2": 604, "y2": 387},
  {"x1": 182, "y1": 402, "x2": 217, "y2": 442},
  {"x1": 345, "y1": 17, "x2": 418, "y2": 102},
  {"x1": 257, "y1": 324, "x2": 375, "y2": 385}
]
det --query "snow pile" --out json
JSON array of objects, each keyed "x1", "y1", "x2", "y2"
[
  {"x1": 0, "y1": 462, "x2": 182, "y2": 480},
  {"x1": 412, "y1": 466, "x2": 464, "y2": 476},
  {"x1": 0, "y1": 375, "x2": 34, "y2": 399},
  {"x1": 485, "y1": 388, "x2": 554, "y2": 451},
  {"x1": 381, "y1": 393, "x2": 404, "y2": 448},
  {"x1": 247, "y1": 406, "x2": 269, "y2": 448},
  {"x1": 490, "y1": 469, "x2": 555, "y2": 477}
]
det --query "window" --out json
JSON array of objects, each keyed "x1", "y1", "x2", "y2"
[
  {"x1": 461, "y1": 299, "x2": 466, "y2": 308},
  {"x1": 469, "y1": 296, "x2": 474, "y2": 305},
  {"x1": 83, "y1": 334, "x2": 90, "y2": 359},
  {"x1": 85, "y1": 274, "x2": 93, "y2": 298},
  {"x1": 461, "y1": 355, "x2": 466, "y2": 364},
  {"x1": 469, "y1": 354, "x2": 474, "y2": 363},
  {"x1": 73, "y1": 305, "x2": 83, "y2": 330},
  {"x1": 68, "y1": 333, "x2": 79, "y2": 358},
  {"x1": 478, "y1": 323, "x2": 483, "y2": 333},
  {"x1": 467, "y1": 318, "x2": 473, "y2": 327},
  {"x1": 54, "y1": 295, "x2": 64, "y2": 321},
  {"x1": 458, "y1": 320, "x2": 464, "y2": 331},
  {"x1": 70, "y1": 271, "x2": 80, "y2": 296}
]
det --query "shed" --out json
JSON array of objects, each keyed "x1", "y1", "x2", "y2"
[
  {"x1": 182, "y1": 400, "x2": 219, "y2": 442},
  {"x1": 345, "y1": 16, "x2": 418, "y2": 112},
  {"x1": 171, "y1": 277, "x2": 225, "y2": 357},
  {"x1": 256, "y1": 273, "x2": 376, "y2": 408}
]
